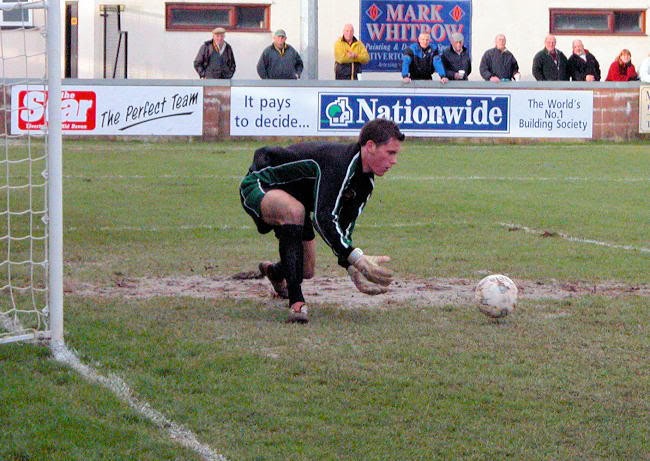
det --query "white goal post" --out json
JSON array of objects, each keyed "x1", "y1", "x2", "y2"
[{"x1": 1, "y1": 0, "x2": 63, "y2": 345}]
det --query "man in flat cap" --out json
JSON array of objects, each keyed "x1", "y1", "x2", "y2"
[
  {"x1": 257, "y1": 29, "x2": 303, "y2": 79},
  {"x1": 193, "y1": 27, "x2": 236, "y2": 79}
]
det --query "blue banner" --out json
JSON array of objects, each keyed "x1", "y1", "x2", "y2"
[
  {"x1": 319, "y1": 93, "x2": 509, "y2": 132},
  {"x1": 360, "y1": 0, "x2": 472, "y2": 72}
]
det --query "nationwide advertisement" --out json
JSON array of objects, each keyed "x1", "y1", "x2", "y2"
[
  {"x1": 11, "y1": 85, "x2": 203, "y2": 135},
  {"x1": 230, "y1": 87, "x2": 593, "y2": 138},
  {"x1": 360, "y1": 0, "x2": 472, "y2": 73}
]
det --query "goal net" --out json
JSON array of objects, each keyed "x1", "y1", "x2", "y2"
[{"x1": 1, "y1": 0, "x2": 63, "y2": 345}]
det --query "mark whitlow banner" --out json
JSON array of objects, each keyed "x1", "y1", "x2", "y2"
[{"x1": 360, "y1": 0, "x2": 472, "y2": 73}]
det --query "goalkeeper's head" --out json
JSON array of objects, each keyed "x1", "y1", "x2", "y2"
[
  {"x1": 359, "y1": 118, "x2": 405, "y2": 147},
  {"x1": 359, "y1": 118, "x2": 405, "y2": 177}
]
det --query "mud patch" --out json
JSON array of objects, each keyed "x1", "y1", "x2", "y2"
[{"x1": 69, "y1": 275, "x2": 649, "y2": 309}]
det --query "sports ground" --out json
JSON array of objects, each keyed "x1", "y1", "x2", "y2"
[{"x1": 1, "y1": 139, "x2": 648, "y2": 460}]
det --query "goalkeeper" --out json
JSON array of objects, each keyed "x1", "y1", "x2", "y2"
[{"x1": 239, "y1": 118, "x2": 405, "y2": 323}]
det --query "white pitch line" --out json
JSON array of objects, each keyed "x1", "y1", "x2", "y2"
[
  {"x1": 3, "y1": 314, "x2": 226, "y2": 460},
  {"x1": 66, "y1": 221, "x2": 437, "y2": 233},
  {"x1": 64, "y1": 174, "x2": 234, "y2": 180},
  {"x1": 64, "y1": 174, "x2": 649, "y2": 183},
  {"x1": 501, "y1": 223, "x2": 650, "y2": 254},
  {"x1": 66, "y1": 220, "x2": 650, "y2": 254},
  {"x1": 51, "y1": 342, "x2": 227, "y2": 461},
  {"x1": 387, "y1": 175, "x2": 649, "y2": 183}
]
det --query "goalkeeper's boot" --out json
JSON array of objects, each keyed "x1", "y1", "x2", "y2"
[
  {"x1": 287, "y1": 301, "x2": 309, "y2": 324},
  {"x1": 259, "y1": 261, "x2": 289, "y2": 299}
]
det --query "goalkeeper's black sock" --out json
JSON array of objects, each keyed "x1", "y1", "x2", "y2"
[
  {"x1": 266, "y1": 262, "x2": 283, "y2": 281},
  {"x1": 275, "y1": 224, "x2": 305, "y2": 305}
]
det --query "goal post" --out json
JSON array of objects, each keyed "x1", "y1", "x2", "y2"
[
  {"x1": 1, "y1": 0, "x2": 63, "y2": 345},
  {"x1": 46, "y1": 0, "x2": 63, "y2": 345}
]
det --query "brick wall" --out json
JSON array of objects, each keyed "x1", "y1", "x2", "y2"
[
  {"x1": 202, "y1": 86, "x2": 230, "y2": 138},
  {"x1": 593, "y1": 88, "x2": 642, "y2": 140}
]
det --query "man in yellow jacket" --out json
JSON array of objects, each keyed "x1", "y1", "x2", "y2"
[{"x1": 334, "y1": 24, "x2": 370, "y2": 80}]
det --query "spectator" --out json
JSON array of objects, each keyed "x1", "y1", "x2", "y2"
[
  {"x1": 567, "y1": 39, "x2": 601, "y2": 81},
  {"x1": 605, "y1": 49, "x2": 638, "y2": 81},
  {"x1": 193, "y1": 27, "x2": 236, "y2": 79},
  {"x1": 334, "y1": 24, "x2": 370, "y2": 80},
  {"x1": 532, "y1": 35, "x2": 569, "y2": 81},
  {"x1": 639, "y1": 52, "x2": 650, "y2": 83},
  {"x1": 479, "y1": 34, "x2": 520, "y2": 82},
  {"x1": 257, "y1": 29, "x2": 303, "y2": 79},
  {"x1": 441, "y1": 32, "x2": 471, "y2": 80},
  {"x1": 401, "y1": 33, "x2": 448, "y2": 83}
]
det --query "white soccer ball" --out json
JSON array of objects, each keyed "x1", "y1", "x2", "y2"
[{"x1": 474, "y1": 274, "x2": 518, "y2": 318}]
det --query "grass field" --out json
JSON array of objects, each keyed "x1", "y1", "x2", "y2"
[{"x1": 1, "y1": 139, "x2": 649, "y2": 460}]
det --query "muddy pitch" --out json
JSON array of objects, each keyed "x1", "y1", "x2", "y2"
[{"x1": 69, "y1": 273, "x2": 649, "y2": 309}]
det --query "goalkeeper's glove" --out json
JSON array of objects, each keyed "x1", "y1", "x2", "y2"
[
  {"x1": 347, "y1": 248, "x2": 393, "y2": 286},
  {"x1": 347, "y1": 265, "x2": 389, "y2": 295}
]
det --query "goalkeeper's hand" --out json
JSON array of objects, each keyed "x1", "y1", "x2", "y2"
[
  {"x1": 347, "y1": 249, "x2": 394, "y2": 287},
  {"x1": 347, "y1": 265, "x2": 389, "y2": 295}
]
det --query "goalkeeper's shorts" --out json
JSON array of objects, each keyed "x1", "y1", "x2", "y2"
[{"x1": 239, "y1": 174, "x2": 315, "y2": 240}]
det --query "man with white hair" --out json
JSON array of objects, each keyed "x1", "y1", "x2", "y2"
[
  {"x1": 567, "y1": 39, "x2": 601, "y2": 81},
  {"x1": 441, "y1": 32, "x2": 471, "y2": 80}
]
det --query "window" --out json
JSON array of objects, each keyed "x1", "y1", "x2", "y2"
[
  {"x1": 165, "y1": 3, "x2": 269, "y2": 32},
  {"x1": 550, "y1": 9, "x2": 646, "y2": 35},
  {"x1": 0, "y1": 0, "x2": 34, "y2": 28}
]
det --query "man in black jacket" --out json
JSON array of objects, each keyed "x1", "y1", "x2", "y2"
[
  {"x1": 240, "y1": 119, "x2": 405, "y2": 323},
  {"x1": 257, "y1": 29, "x2": 304, "y2": 79},
  {"x1": 532, "y1": 34, "x2": 569, "y2": 81},
  {"x1": 441, "y1": 32, "x2": 471, "y2": 80},
  {"x1": 479, "y1": 34, "x2": 520, "y2": 82},
  {"x1": 193, "y1": 27, "x2": 236, "y2": 79},
  {"x1": 567, "y1": 39, "x2": 601, "y2": 81}
]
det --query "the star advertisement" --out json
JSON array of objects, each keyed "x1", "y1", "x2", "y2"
[{"x1": 11, "y1": 85, "x2": 203, "y2": 135}]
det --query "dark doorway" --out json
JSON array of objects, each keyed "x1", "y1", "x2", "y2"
[{"x1": 64, "y1": 1, "x2": 78, "y2": 78}]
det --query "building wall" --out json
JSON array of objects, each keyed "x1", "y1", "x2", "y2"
[
  {"x1": 123, "y1": 0, "x2": 650, "y2": 81},
  {"x1": 469, "y1": 0, "x2": 650, "y2": 83},
  {"x1": 107, "y1": 0, "x2": 302, "y2": 80},
  {"x1": 2, "y1": 1, "x2": 649, "y2": 81},
  {"x1": 0, "y1": 8, "x2": 46, "y2": 79}
]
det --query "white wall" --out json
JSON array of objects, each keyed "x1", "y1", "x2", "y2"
[
  {"x1": 470, "y1": 0, "x2": 650, "y2": 81},
  {"x1": 106, "y1": 0, "x2": 301, "y2": 80},
  {"x1": 1, "y1": 9, "x2": 46, "y2": 79},
  {"x1": 3, "y1": 1, "x2": 648, "y2": 81}
]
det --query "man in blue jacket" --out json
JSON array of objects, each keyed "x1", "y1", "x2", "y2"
[{"x1": 401, "y1": 33, "x2": 448, "y2": 83}]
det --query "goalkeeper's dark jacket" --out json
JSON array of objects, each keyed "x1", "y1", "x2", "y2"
[{"x1": 247, "y1": 141, "x2": 374, "y2": 267}]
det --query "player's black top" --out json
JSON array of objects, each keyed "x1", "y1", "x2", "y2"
[{"x1": 245, "y1": 141, "x2": 374, "y2": 268}]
